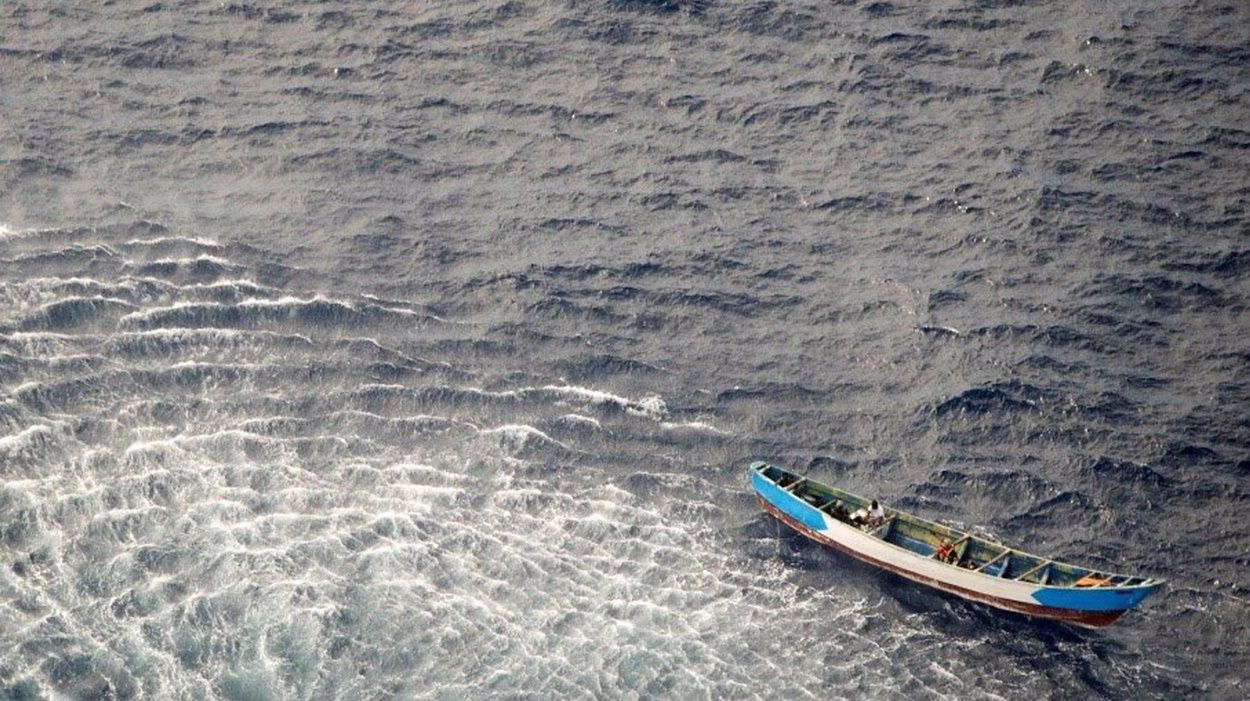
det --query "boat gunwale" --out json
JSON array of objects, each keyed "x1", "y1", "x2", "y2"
[{"x1": 751, "y1": 461, "x2": 1165, "y2": 592}]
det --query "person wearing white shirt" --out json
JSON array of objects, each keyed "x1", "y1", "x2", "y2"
[{"x1": 868, "y1": 500, "x2": 885, "y2": 528}]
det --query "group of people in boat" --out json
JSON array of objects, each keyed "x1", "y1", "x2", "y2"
[
  {"x1": 854, "y1": 500, "x2": 886, "y2": 529},
  {"x1": 783, "y1": 475, "x2": 886, "y2": 530},
  {"x1": 824, "y1": 498, "x2": 885, "y2": 530}
]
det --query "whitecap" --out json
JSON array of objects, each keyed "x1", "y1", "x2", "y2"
[
  {"x1": 122, "y1": 235, "x2": 222, "y2": 249},
  {"x1": 659, "y1": 420, "x2": 729, "y2": 435},
  {"x1": 0, "y1": 423, "x2": 64, "y2": 456},
  {"x1": 524, "y1": 385, "x2": 669, "y2": 421},
  {"x1": 556, "y1": 413, "x2": 602, "y2": 429}
]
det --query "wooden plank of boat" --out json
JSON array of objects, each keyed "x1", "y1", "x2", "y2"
[
  {"x1": 870, "y1": 516, "x2": 896, "y2": 538},
  {"x1": 748, "y1": 461, "x2": 1164, "y2": 628},
  {"x1": 946, "y1": 534, "x2": 972, "y2": 550},
  {"x1": 975, "y1": 549, "x2": 1012, "y2": 574},
  {"x1": 815, "y1": 496, "x2": 840, "y2": 512},
  {"x1": 1015, "y1": 559, "x2": 1051, "y2": 581}
]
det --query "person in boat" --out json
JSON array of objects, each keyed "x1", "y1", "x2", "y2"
[
  {"x1": 853, "y1": 500, "x2": 886, "y2": 529},
  {"x1": 831, "y1": 502, "x2": 851, "y2": 523},
  {"x1": 850, "y1": 505, "x2": 868, "y2": 526},
  {"x1": 935, "y1": 541, "x2": 957, "y2": 564},
  {"x1": 867, "y1": 500, "x2": 885, "y2": 528}
]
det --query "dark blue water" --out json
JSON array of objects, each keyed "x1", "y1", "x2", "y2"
[{"x1": 2, "y1": 1, "x2": 1247, "y2": 698}]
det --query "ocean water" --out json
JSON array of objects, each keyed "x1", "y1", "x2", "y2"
[{"x1": 1, "y1": 1, "x2": 1248, "y2": 698}]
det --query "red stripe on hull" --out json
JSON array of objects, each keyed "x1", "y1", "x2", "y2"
[{"x1": 758, "y1": 497, "x2": 1125, "y2": 628}]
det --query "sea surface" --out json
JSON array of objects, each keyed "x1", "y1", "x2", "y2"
[{"x1": 1, "y1": 1, "x2": 1248, "y2": 698}]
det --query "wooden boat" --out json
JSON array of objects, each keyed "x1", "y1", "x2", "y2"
[{"x1": 750, "y1": 461, "x2": 1163, "y2": 627}]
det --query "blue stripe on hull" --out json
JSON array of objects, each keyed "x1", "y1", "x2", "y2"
[
  {"x1": 1031, "y1": 584, "x2": 1159, "y2": 612},
  {"x1": 751, "y1": 471, "x2": 826, "y2": 533}
]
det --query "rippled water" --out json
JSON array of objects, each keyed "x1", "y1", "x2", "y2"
[{"x1": 2, "y1": 1, "x2": 1248, "y2": 698}]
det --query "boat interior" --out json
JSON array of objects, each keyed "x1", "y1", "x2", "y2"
[{"x1": 760, "y1": 464, "x2": 1159, "y2": 590}]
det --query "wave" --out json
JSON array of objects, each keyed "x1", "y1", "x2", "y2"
[
  {"x1": 86, "y1": 504, "x2": 170, "y2": 545},
  {"x1": 15, "y1": 374, "x2": 125, "y2": 413},
  {"x1": 118, "y1": 296, "x2": 448, "y2": 331},
  {"x1": 551, "y1": 353, "x2": 664, "y2": 380},
  {"x1": 1086, "y1": 456, "x2": 1173, "y2": 490},
  {"x1": 0, "y1": 353, "x2": 111, "y2": 388},
  {"x1": 479, "y1": 424, "x2": 571, "y2": 453},
  {"x1": 15, "y1": 360, "x2": 340, "y2": 414},
  {"x1": 489, "y1": 488, "x2": 575, "y2": 513},
  {"x1": 659, "y1": 420, "x2": 729, "y2": 435},
  {"x1": 119, "y1": 235, "x2": 223, "y2": 255},
  {"x1": 916, "y1": 324, "x2": 961, "y2": 337},
  {"x1": 0, "y1": 350, "x2": 28, "y2": 384},
  {"x1": 330, "y1": 337, "x2": 462, "y2": 377},
  {"x1": 1079, "y1": 273, "x2": 1231, "y2": 312},
  {"x1": 0, "y1": 276, "x2": 284, "y2": 313},
  {"x1": 2, "y1": 276, "x2": 121, "y2": 305},
  {"x1": 104, "y1": 328, "x2": 314, "y2": 361},
  {"x1": 124, "y1": 255, "x2": 248, "y2": 281},
  {"x1": 961, "y1": 323, "x2": 1109, "y2": 353},
  {"x1": 334, "y1": 410, "x2": 462, "y2": 435},
  {"x1": 0, "y1": 398, "x2": 28, "y2": 432},
  {"x1": 133, "y1": 428, "x2": 307, "y2": 464},
  {"x1": 0, "y1": 423, "x2": 72, "y2": 471},
  {"x1": 716, "y1": 383, "x2": 823, "y2": 402},
  {"x1": 933, "y1": 384, "x2": 1046, "y2": 416},
  {"x1": 17, "y1": 296, "x2": 138, "y2": 331},
  {"x1": 524, "y1": 385, "x2": 668, "y2": 420},
  {"x1": 552, "y1": 413, "x2": 603, "y2": 431},
  {"x1": 0, "y1": 245, "x2": 120, "y2": 274},
  {"x1": 348, "y1": 383, "x2": 668, "y2": 421},
  {"x1": 1004, "y1": 490, "x2": 1100, "y2": 531},
  {"x1": 0, "y1": 331, "x2": 85, "y2": 357},
  {"x1": 237, "y1": 411, "x2": 463, "y2": 441}
]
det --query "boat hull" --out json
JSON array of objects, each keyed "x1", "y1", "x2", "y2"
[
  {"x1": 749, "y1": 462, "x2": 1163, "y2": 628},
  {"x1": 758, "y1": 496, "x2": 1126, "y2": 628}
]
